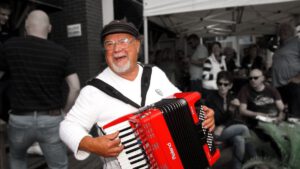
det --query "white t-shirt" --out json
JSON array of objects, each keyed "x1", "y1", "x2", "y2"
[
  {"x1": 189, "y1": 44, "x2": 208, "y2": 80},
  {"x1": 59, "y1": 65, "x2": 179, "y2": 169}
]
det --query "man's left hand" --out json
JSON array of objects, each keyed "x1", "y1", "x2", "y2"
[{"x1": 202, "y1": 106, "x2": 215, "y2": 132}]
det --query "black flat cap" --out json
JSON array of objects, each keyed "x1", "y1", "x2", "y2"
[{"x1": 101, "y1": 20, "x2": 139, "y2": 42}]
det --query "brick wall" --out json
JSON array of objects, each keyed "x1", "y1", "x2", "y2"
[{"x1": 49, "y1": 0, "x2": 104, "y2": 84}]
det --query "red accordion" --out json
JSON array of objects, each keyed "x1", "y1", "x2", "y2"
[{"x1": 101, "y1": 92, "x2": 220, "y2": 169}]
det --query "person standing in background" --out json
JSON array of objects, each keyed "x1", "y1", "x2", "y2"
[
  {"x1": 187, "y1": 34, "x2": 208, "y2": 93},
  {"x1": 272, "y1": 23, "x2": 300, "y2": 119},
  {"x1": 223, "y1": 47, "x2": 239, "y2": 73},
  {"x1": 0, "y1": 1, "x2": 12, "y2": 43},
  {"x1": 241, "y1": 44, "x2": 265, "y2": 75},
  {"x1": 0, "y1": 1, "x2": 12, "y2": 122},
  {"x1": 202, "y1": 41, "x2": 227, "y2": 98},
  {"x1": 0, "y1": 10, "x2": 80, "y2": 169}
]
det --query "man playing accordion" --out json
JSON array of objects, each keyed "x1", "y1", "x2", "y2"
[{"x1": 59, "y1": 20, "x2": 216, "y2": 169}]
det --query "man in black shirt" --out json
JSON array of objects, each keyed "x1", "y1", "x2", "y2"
[
  {"x1": 238, "y1": 68, "x2": 285, "y2": 128},
  {"x1": 0, "y1": 10, "x2": 80, "y2": 169}
]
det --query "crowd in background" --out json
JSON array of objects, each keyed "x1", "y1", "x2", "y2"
[{"x1": 150, "y1": 23, "x2": 300, "y2": 168}]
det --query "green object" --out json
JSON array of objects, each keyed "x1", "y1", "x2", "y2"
[{"x1": 257, "y1": 121, "x2": 300, "y2": 169}]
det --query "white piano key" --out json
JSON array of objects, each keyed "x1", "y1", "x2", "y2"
[
  {"x1": 103, "y1": 120, "x2": 149, "y2": 169},
  {"x1": 131, "y1": 159, "x2": 148, "y2": 168}
]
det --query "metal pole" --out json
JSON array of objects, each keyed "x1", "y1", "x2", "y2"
[{"x1": 143, "y1": 16, "x2": 149, "y2": 64}]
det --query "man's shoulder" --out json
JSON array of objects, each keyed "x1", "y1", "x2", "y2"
[
  {"x1": 264, "y1": 84, "x2": 278, "y2": 93},
  {"x1": 4, "y1": 36, "x2": 68, "y2": 53}
]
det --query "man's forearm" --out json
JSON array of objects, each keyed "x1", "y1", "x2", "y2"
[
  {"x1": 240, "y1": 109, "x2": 258, "y2": 117},
  {"x1": 64, "y1": 88, "x2": 80, "y2": 112},
  {"x1": 64, "y1": 73, "x2": 80, "y2": 112}
]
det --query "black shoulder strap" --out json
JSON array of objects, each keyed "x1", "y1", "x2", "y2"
[
  {"x1": 140, "y1": 64, "x2": 152, "y2": 107},
  {"x1": 86, "y1": 64, "x2": 153, "y2": 108},
  {"x1": 86, "y1": 78, "x2": 141, "y2": 108}
]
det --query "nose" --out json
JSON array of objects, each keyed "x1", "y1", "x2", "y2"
[{"x1": 113, "y1": 42, "x2": 123, "y2": 52}]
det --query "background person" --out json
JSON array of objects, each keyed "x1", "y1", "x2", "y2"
[
  {"x1": 202, "y1": 41, "x2": 227, "y2": 99},
  {"x1": 238, "y1": 68, "x2": 285, "y2": 128},
  {"x1": 241, "y1": 44, "x2": 265, "y2": 74},
  {"x1": 0, "y1": 1, "x2": 12, "y2": 122},
  {"x1": 0, "y1": 10, "x2": 80, "y2": 169},
  {"x1": 272, "y1": 23, "x2": 300, "y2": 119},
  {"x1": 206, "y1": 71, "x2": 251, "y2": 169},
  {"x1": 0, "y1": 1, "x2": 12, "y2": 43},
  {"x1": 186, "y1": 34, "x2": 208, "y2": 93}
]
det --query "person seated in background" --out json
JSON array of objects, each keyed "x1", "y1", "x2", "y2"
[
  {"x1": 238, "y1": 68, "x2": 285, "y2": 128},
  {"x1": 240, "y1": 45, "x2": 265, "y2": 76},
  {"x1": 206, "y1": 71, "x2": 251, "y2": 169},
  {"x1": 202, "y1": 41, "x2": 227, "y2": 99},
  {"x1": 238, "y1": 68, "x2": 286, "y2": 160}
]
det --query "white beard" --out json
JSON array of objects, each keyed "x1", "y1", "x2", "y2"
[{"x1": 111, "y1": 60, "x2": 131, "y2": 74}]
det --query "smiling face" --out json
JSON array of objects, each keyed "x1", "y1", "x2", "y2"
[{"x1": 104, "y1": 33, "x2": 140, "y2": 80}]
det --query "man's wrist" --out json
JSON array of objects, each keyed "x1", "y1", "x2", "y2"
[{"x1": 79, "y1": 136, "x2": 94, "y2": 153}]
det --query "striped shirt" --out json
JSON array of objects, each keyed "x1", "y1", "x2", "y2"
[{"x1": 202, "y1": 54, "x2": 227, "y2": 90}]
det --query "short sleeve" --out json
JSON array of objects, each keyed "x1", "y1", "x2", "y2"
[{"x1": 63, "y1": 49, "x2": 77, "y2": 77}]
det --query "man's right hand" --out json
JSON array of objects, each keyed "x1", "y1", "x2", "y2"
[{"x1": 79, "y1": 131, "x2": 124, "y2": 157}]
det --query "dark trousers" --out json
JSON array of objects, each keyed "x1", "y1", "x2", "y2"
[{"x1": 277, "y1": 83, "x2": 300, "y2": 118}]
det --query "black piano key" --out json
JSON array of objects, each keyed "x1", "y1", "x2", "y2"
[
  {"x1": 130, "y1": 157, "x2": 146, "y2": 165},
  {"x1": 132, "y1": 162, "x2": 149, "y2": 169},
  {"x1": 124, "y1": 142, "x2": 139, "y2": 149},
  {"x1": 119, "y1": 126, "x2": 132, "y2": 133},
  {"x1": 125, "y1": 146, "x2": 141, "y2": 154},
  {"x1": 119, "y1": 131, "x2": 134, "y2": 139},
  {"x1": 128, "y1": 152, "x2": 144, "y2": 160},
  {"x1": 122, "y1": 137, "x2": 137, "y2": 145}
]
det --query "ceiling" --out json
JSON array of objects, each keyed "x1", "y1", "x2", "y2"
[{"x1": 146, "y1": 0, "x2": 300, "y2": 37}]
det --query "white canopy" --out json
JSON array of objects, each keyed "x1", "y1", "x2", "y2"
[
  {"x1": 144, "y1": 0, "x2": 298, "y2": 17},
  {"x1": 142, "y1": 0, "x2": 300, "y2": 63}
]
